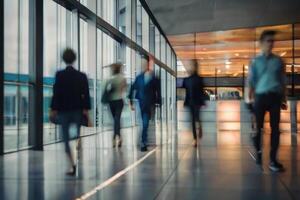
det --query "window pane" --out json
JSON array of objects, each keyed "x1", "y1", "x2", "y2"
[
  {"x1": 117, "y1": 0, "x2": 131, "y2": 38},
  {"x1": 161, "y1": 37, "x2": 166, "y2": 64},
  {"x1": 155, "y1": 28, "x2": 160, "y2": 59},
  {"x1": 149, "y1": 20, "x2": 155, "y2": 55},
  {"x1": 136, "y1": 0, "x2": 142, "y2": 46},
  {"x1": 4, "y1": 85, "x2": 18, "y2": 151},
  {"x1": 19, "y1": 86, "x2": 29, "y2": 148},
  {"x1": 4, "y1": 0, "x2": 18, "y2": 74},
  {"x1": 4, "y1": 0, "x2": 29, "y2": 152},
  {"x1": 103, "y1": 0, "x2": 116, "y2": 27},
  {"x1": 142, "y1": 8, "x2": 149, "y2": 51}
]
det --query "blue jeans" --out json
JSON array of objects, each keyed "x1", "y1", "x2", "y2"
[
  {"x1": 59, "y1": 110, "x2": 82, "y2": 153},
  {"x1": 141, "y1": 111, "x2": 150, "y2": 147}
]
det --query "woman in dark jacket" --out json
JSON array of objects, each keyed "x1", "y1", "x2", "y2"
[
  {"x1": 183, "y1": 60, "x2": 205, "y2": 147},
  {"x1": 50, "y1": 48, "x2": 91, "y2": 176}
]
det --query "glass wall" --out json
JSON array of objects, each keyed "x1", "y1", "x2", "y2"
[
  {"x1": 2, "y1": 0, "x2": 177, "y2": 153},
  {"x1": 4, "y1": 0, "x2": 29, "y2": 152}
]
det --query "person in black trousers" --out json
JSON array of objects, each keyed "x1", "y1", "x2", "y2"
[
  {"x1": 128, "y1": 56, "x2": 161, "y2": 152},
  {"x1": 106, "y1": 63, "x2": 126, "y2": 147},
  {"x1": 50, "y1": 48, "x2": 91, "y2": 176},
  {"x1": 183, "y1": 60, "x2": 205, "y2": 147},
  {"x1": 248, "y1": 30, "x2": 287, "y2": 172}
]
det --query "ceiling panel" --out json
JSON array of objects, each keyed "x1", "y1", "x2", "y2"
[
  {"x1": 169, "y1": 24, "x2": 296, "y2": 77},
  {"x1": 145, "y1": 0, "x2": 300, "y2": 35}
]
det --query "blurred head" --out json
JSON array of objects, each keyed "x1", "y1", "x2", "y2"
[
  {"x1": 188, "y1": 60, "x2": 198, "y2": 75},
  {"x1": 259, "y1": 30, "x2": 276, "y2": 55},
  {"x1": 110, "y1": 63, "x2": 123, "y2": 75},
  {"x1": 142, "y1": 57, "x2": 153, "y2": 72},
  {"x1": 62, "y1": 48, "x2": 76, "y2": 65}
]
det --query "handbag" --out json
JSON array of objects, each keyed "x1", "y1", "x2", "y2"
[
  {"x1": 101, "y1": 81, "x2": 114, "y2": 104},
  {"x1": 49, "y1": 114, "x2": 62, "y2": 125},
  {"x1": 81, "y1": 114, "x2": 89, "y2": 127}
]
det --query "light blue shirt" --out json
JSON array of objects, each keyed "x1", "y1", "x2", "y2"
[{"x1": 248, "y1": 53, "x2": 285, "y2": 95}]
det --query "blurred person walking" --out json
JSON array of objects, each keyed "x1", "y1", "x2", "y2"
[
  {"x1": 50, "y1": 48, "x2": 91, "y2": 176},
  {"x1": 248, "y1": 30, "x2": 287, "y2": 172},
  {"x1": 183, "y1": 60, "x2": 205, "y2": 147},
  {"x1": 128, "y1": 56, "x2": 161, "y2": 152},
  {"x1": 102, "y1": 63, "x2": 127, "y2": 148}
]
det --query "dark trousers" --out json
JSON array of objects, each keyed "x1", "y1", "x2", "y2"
[
  {"x1": 109, "y1": 99, "x2": 124, "y2": 139},
  {"x1": 59, "y1": 110, "x2": 82, "y2": 154},
  {"x1": 189, "y1": 105, "x2": 200, "y2": 139},
  {"x1": 138, "y1": 103, "x2": 152, "y2": 147},
  {"x1": 254, "y1": 93, "x2": 282, "y2": 162},
  {"x1": 141, "y1": 111, "x2": 150, "y2": 147}
]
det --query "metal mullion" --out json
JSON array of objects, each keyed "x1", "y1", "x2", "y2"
[
  {"x1": 0, "y1": 0, "x2": 4, "y2": 154},
  {"x1": 16, "y1": 0, "x2": 22, "y2": 150},
  {"x1": 77, "y1": 12, "x2": 81, "y2": 71},
  {"x1": 29, "y1": 0, "x2": 44, "y2": 150},
  {"x1": 100, "y1": 31, "x2": 104, "y2": 135},
  {"x1": 54, "y1": 3, "x2": 59, "y2": 142}
]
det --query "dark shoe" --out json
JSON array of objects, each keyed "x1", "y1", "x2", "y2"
[
  {"x1": 141, "y1": 146, "x2": 148, "y2": 152},
  {"x1": 198, "y1": 129, "x2": 203, "y2": 139},
  {"x1": 269, "y1": 161, "x2": 284, "y2": 172},
  {"x1": 192, "y1": 139, "x2": 198, "y2": 148},
  {"x1": 256, "y1": 151, "x2": 262, "y2": 165},
  {"x1": 66, "y1": 165, "x2": 76, "y2": 176},
  {"x1": 118, "y1": 139, "x2": 122, "y2": 148}
]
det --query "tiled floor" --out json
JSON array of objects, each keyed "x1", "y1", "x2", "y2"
[{"x1": 0, "y1": 124, "x2": 300, "y2": 200}]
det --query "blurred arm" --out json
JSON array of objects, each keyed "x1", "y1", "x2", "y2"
[
  {"x1": 156, "y1": 78, "x2": 162, "y2": 105},
  {"x1": 50, "y1": 72, "x2": 60, "y2": 111},
  {"x1": 128, "y1": 78, "x2": 137, "y2": 105},
  {"x1": 82, "y1": 74, "x2": 91, "y2": 111},
  {"x1": 247, "y1": 60, "x2": 256, "y2": 102}
]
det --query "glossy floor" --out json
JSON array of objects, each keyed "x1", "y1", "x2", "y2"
[{"x1": 0, "y1": 126, "x2": 300, "y2": 200}]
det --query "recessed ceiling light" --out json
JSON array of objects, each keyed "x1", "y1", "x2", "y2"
[
  {"x1": 217, "y1": 69, "x2": 221, "y2": 73},
  {"x1": 245, "y1": 65, "x2": 248, "y2": 69},
  {"x1": 280, "y1": 52, "x2": 287, "y2": 57},
  {"x1": 225, "y1": 61, "x2": 232, "y2": 65},
  {"x1": 226, "y1": 64, "x2": 230, "y2": 69},
  {"x1": 235, "y1": 53, "x2": 239, "y2": 56}
]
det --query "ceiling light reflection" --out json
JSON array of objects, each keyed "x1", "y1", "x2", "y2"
[{"x1": 280, "y1": 52, "x2": 287, "y2": 57}]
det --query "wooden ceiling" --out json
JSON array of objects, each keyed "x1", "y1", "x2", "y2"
[{"x1": 168, "y1": 24, "x2": 300, "y2": 77}]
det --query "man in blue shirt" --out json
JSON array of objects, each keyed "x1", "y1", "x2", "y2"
[
  {"x1": 248, "y1": 30, "x2": 287, "y2": 172},
  {"x1": 129, "y1": 56, "x2": 161, "y2": 152}
]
